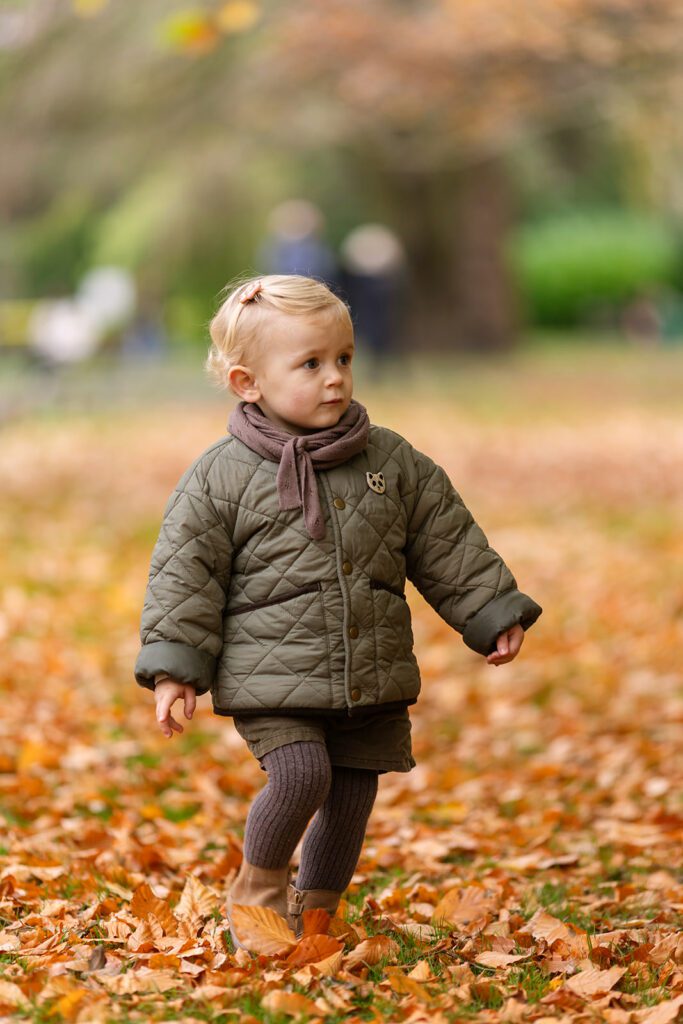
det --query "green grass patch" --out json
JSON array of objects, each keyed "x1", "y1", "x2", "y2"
[
  {"x1": 160, "y1": 802, "x2": 201, "y2": 823},
  {"x1": 508, "y1": 961, "x2": 553, "y2": 1002}
]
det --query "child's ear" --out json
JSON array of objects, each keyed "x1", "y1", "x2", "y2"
[{"x1": 227, "y1": 364, "x2": 261, "y2": 402}]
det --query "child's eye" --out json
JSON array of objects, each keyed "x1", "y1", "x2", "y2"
[
  {"x1": 303, "y1": 358, "x2": 319, "y2": 369},
  {"x1": 339, "y1": 353, "x2": 352, "y2": 365}
]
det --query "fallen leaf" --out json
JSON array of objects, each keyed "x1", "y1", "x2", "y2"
[
  {"x1": 230, "y1": 904, "x2": 296, "y2": 955},
  {"x1": 523, "y1": 908, "x2": 578, "y2": 947},
  {"x1": 129, "y1": 882, "x2": 177, "y2": 935},
  {"x1": 99, "y1": 970, "x2": 179, "y2": 993},
  {"x1": 261, "y1": 990, "x2": 318, "y2": 1016},
  {"x1": 345, "y1": 934, "x2": 399, "y2": 969},
  {"x1": 432, "y1": 885, "x2": 499, "y2": 931},
  {"x1": 48, "y1": 989, "x2": 89, "y2": 1020},
  {"x1": 0, "y1": 979, "x2": 28, "y2": 1007},
  {"x1": 407, "y1": 959, "x2": 436, "y2": 981},
  {"x1": 565, "y1": 965, "x2": 626, "y2": 997},
  {"x1": 301, "y1": 908, "x2": 331, "y2": 937},
  {"x1": 384, "y1": 972, "x2": 433, "y2": 1001},
  {"x1": 637, "y1": 994, "x2": 683, "y2": 1024},
  {"x1": 475, "y1": 951, "x2": 534, "y2": 968},
  {"x1": 175, "y1": 873, "x2": 219, "y2": 923},
  {"x1": 284, "y1": 934, "x2": 343, "y2": 968}
]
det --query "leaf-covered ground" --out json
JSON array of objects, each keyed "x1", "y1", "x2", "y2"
[{"x1": 0, "y1": 345, "x2": 682, "y2": 1023}]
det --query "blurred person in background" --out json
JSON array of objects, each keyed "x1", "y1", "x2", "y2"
[
  {"x1": 257, "y1": 199, "x2": 340, "y2": 292},
  {"x1": 27, "y1": 298, "x2": 101, "y2": 373},
  {"x1": 120, "y1": 290, "x2": 169, "y2": 363},
  {"x1": 340, "y1": 223, "x2": 407, "y2": 381}
]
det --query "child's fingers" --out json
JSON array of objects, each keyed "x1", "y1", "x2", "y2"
[
  {"x1": 487, "y1": 625, "x2": 525, "y2": 665},
  {"x1": 159, "y1": 713, "x2": 184, "y2": 738},
  {"x1": 183, "y1": 688, "x2": 196, "y2": 719},
  {"x1": 509, "y1": 625, "x2": 525, "y2": 656},
  {"x1": 157, "y1": 715, "x2": 173, "y2": 737},
  {"x1": 156, "y1": 694, "x2": 184, "y2": 738},
  {"x1": 156, "y1": 692, "x2": 174, "y2": 724}
]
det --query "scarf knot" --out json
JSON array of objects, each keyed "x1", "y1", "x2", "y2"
[{"x1": 227, "y1": 399, "x2": 370, "y2": 540}]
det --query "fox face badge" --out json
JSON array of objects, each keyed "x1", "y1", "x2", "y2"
[{"x1": 366, "y1": 471, "x2": 386, "y2": 494}]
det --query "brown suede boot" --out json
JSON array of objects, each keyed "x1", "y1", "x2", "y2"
[
  {"x1": 226, "y1": 860, "x2": 291, "y2": 951},
  {"x1": 286, "y1": 884, "x2": 342, "y2": 939}
]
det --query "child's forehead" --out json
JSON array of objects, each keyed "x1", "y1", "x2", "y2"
[{"x1": 264, "y1": 309, "x2": 353, "y2": 352}]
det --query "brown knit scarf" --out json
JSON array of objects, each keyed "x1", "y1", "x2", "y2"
[{"x1": 227, "y1": 399, "x2": 370, "y2": 540}]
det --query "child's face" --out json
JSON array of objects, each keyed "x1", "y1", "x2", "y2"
[{"x1": 230, "y1": 311, "x2": 355, "y2": 435}]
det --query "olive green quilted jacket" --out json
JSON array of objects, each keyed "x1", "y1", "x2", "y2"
[{"x1": 134, "y1": 424, "x2": 542, "y2": 717}]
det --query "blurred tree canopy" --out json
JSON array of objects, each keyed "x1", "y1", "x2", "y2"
[{"x1": 1, "y1": 0, "x2": 682, "y2": 348}]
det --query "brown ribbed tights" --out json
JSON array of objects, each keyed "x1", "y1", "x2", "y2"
[{"x1": 242, "y1": 741, "x2": 379, "y2": 892}]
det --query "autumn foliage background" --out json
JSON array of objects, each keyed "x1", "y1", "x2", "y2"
[
  {"x1": 2, "y1": 1, "x2": 683, "y2": 1021},
  {"x1": 1, "y1": 348, "x2": 682, "y2": 1021}
]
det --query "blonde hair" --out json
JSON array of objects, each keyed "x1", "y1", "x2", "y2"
[{"x1": 205, "y1": 273, "x2": 353, "y2": 393}]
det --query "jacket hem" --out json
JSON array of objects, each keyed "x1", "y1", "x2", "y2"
[{"x1": 211, "y1": 697, "x2": 418, "y2": 718}]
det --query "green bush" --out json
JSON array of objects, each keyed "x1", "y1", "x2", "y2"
[{"x1": 509, "y1": 208, "x2": 682, "y2": 326}]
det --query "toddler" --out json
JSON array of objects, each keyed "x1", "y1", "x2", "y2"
[{"x1": 134, "y1": 274, "x2": 542, "y2": 949}]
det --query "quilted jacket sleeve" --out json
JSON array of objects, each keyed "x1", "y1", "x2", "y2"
[
  {"x1": 134, "y1": 482, "x2": 233, "y2": 696},
  {"x1": 403, "y1": 444, "x2": 542, "y2": 656}
]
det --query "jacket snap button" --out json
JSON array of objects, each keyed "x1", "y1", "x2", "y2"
[
  {"x1": 348, "y1": 625, "x2": 359, "y2": 639},
  {"x1": 342, "y1": 561, "x2": 352, "y2": 575},
  {"x1": 351, "y1": 688, "x2": 361, "y2": 701},
  {"x1": 333, "y1": 497, "x2": 346, "y2": 510}
]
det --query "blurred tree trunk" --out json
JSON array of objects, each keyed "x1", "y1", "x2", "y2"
[{"x1": 387, "y1": 155, "x2": 518, "y2": 352}]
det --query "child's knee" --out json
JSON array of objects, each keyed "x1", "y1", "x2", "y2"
[{"x1": 262, "y1": 740, "x2": 332, "y2": 813}]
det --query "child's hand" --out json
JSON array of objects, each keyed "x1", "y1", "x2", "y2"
[
  {"x1": 486, "y1": 623, "x2": 525, "y2": 666},
  {"x1": 154, "y1": 679, "x2": 196, "y2": 738}
]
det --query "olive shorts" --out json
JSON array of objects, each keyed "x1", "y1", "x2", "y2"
[{"x1": 232, "y1": 708, "x2": 416, "y2": 775}]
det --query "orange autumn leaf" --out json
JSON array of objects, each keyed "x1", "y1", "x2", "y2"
[
  {"x1": 230, "y1": 904, "x2": 297, "y2": 955},
  {"x1": 407, "y1": 959, "x2": 437, "y2": 981},
  {"x1": 345, "y1": 934, "x2": 399, "y2": 969},
  {"x1": 0, "y1": 979, "x2": 28, "y2": 1008},
  {"x1": 16, "y1": 740, "x2": 60, "y2": 771},
  {"x1": 48, "y1": 989, "x2": 90, "y2": 1020},
  {"x1": 469, "y1": 979, "x2": 504, "y2": 1003},
  {"x1": 475, "y1": 950, "x2": 534, "y2": 968},
  {"x1": 99, "y1": 970, "x2": 179, "y2": 994},
  {"x1": 174, "y1": 874, "x2": 219, "y2": 925},
  {"x1": 127, "y1": 915, "x2": 164, "y2": 953},
  {"x1": 147, "y1": 952, "x2": 181, "y2": 970},
  {"x1": 129, "y1": 883, "x2": 177, "y2": 935},
  {"x1": 301, "y1": 907, "x2": 332, "y2": 936},
  {"x1": 261, "y1": 990, "x2": 318, "y2": 1016},
  {"x1": 284, "y1": 933, "x2": 343, "y2": 967},
  {"x1": 292, "y1": 948, "x2": 345, "y2": 981},
  {"x1": 432, "y1": 885, "x2": 499, "y2": 930},
  {"x1": 328, "y1": 915, "x2": 361, "y2": 946},
  {"x1": 564, "y1": 965, "x2": 627, "y2": 997},
  {"x1": 523, "y1": 909, "x2": 574, "y2": 947},
  {"x1": 384, "y1": 969, "x2": 434, "y2": 1001}
]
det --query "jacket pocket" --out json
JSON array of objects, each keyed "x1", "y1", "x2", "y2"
[
  {"x1": 370, "y1": 578, "x2": 407, "y2": 602},
  {"x1": 370, "y1": 578, "x2": 414, "y2": 655},
  {"x1": 370, "y1": 578, "x2": 421, "y2": 703},
  {"x1": 222, "y1": 582, "x2": 331, "y2": 687},
  {"x1": 228, "y1": 582, "x2": 323, "y2": 616}
]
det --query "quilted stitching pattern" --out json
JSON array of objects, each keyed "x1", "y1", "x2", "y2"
[{"x1": 134, "y1": 426, "x2": 541, "y2": 709}]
